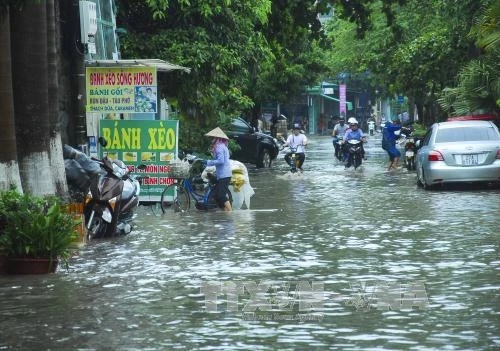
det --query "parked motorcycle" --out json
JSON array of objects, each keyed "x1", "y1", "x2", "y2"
[
  {"x1": 63, "y1": 144, "x2": 142, "y2": 239},
  {"x1": 403, "y1": 137, "x2": 417, "y2": 171},
  {"x1": 397, "y1": 127, "x2": 417, "y2": 171},
  {"x1": 345, "y1": 139, "x2": 364, "y2": 170}
]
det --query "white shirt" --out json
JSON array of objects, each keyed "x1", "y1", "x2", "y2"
[
  {"x1": 286, "y1": 133, "x2": 308, "y2": 153},
  {"x1": 333, "y1": 123, "x2": 348, "y2": 137}
]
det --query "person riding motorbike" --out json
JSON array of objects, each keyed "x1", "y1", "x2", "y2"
[
  {"x1": 368, "y1": 119, "x2": 375, "y2": 136},
  {"x1": 341, "y1": 118, "x2": 367, "y2": 168},
  {"x1": 332, "y1": 118, "x2": 348, "y2": 161},
  {"x1": 282, "y1": 123, "x2": 308, "y2": 172}
]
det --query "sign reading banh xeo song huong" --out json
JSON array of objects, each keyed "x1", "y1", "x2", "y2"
[
  {"x1": 86, "y1": 67, "x2": 158, "y2": 113},
  {"x1": 99, "y1": 119, "x2": 179, "y2": 201}
]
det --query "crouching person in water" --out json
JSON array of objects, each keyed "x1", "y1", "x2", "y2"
[{"x1": 205, "y1": 127, "x2": 232, "y2": 211}]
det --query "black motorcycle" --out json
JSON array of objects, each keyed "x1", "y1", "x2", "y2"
[
  {"x1": 345, "y1": 139, "x2": 364, "y2": 170},
  {"x1": 63, "y1": 144, "x2": 143, "y2": 239},
  {"x1": 397, "y1": 127, "x2": 418, "y2": 171},
  {"x1": 333, "y1": 136, "x2": 344, "y2": 162}
]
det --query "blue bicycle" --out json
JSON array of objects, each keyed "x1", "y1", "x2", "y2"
[{"x1": 160, "y1": 159, "x2": 232, "y2": 213}]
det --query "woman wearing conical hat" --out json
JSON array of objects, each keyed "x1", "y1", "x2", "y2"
[{"x1": 205, "y1": 127, "x2": 232, "y2": 211}]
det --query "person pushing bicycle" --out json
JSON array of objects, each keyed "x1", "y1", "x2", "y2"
[
  {"x1": 204, "y1": 127, "x2": 233, "y2": 212},
  {"x1": 281, "y1": 123, "x2": 308, "y2": 172}
]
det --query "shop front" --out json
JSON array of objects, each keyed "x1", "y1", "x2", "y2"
[{"x1": 84, "y1": 59, "x2": 190, "y2": 201}]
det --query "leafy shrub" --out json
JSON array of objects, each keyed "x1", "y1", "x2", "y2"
[{"x1": 0, "y1": 189, "x2": 78, "y2": 265}]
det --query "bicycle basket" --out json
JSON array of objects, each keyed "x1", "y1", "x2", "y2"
[{"x1": 165, "y1": 162, "x2": 190, "y2": 178}]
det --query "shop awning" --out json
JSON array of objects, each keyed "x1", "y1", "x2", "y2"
[
  {"x1": 321, "y1": 94, "x2": 353, "y2": 110},
  {"x1": 85, "y1": 59, "x2": 191, "y2": 73}
]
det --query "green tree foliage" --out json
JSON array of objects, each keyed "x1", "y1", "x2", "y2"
[
  {"x1": 116, "y1": 0, "x2": 404, "y2": 152},
  {"x1": 117, "y1": 0, "x2": 272, "y2": 152},
  {"x1": 324, "y1": 0, "x2": 490, "y2": 125},
  {"x1": 251, "y1": 0, "x2": 329, "y2": 107},
  {"x1": 438, "y1": 1, "x2": 500, "y2": 116}
]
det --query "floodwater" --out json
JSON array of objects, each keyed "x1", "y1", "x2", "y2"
[{"x1": 1, "y1": 134, "x2": 499, "y2": 350}]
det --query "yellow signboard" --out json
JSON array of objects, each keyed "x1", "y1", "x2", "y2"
[{"x1": 85, "y1": 66, "x2": 158, "y2": 113}]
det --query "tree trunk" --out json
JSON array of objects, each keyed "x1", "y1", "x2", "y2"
[
  {"x1": 0, "y1": 7, "x2": 23, "y2": 191},
  {"x1": 47, "y1": 0, "x2": 68, "y2": 197},
  {"x1": 11, "y1": 2, "x2": 55, "y2": 196}
]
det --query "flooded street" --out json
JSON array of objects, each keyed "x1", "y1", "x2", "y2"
[{"x1": 1, "y1": 135, "x2": 499, "y2": 350}]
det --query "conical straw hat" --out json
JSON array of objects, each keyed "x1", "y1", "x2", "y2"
[{"x1": 204, "y1": 127, "x2": 228, "y2": 140}]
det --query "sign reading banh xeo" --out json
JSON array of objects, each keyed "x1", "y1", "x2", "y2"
[
  {"x1": 86, "y1": 67, "x2": 158, "y2": 113},
  {"x1": 99, "y1": 119, "x2": 179, "y2": 201}
]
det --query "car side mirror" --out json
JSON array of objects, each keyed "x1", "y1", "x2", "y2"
[{"x1": 415, "y1": 140, "x2": 421, "y2": 148}]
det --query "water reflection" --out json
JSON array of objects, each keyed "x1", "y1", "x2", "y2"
[{"x1": 0, "y1": 135, "x2": 499, "y2": 350}]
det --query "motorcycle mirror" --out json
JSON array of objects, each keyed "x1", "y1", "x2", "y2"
[
  {"x1": 178, "y1": 150, "x2": 186, "y2": 160},
  {"x1": 137, "y1": 164, "x2": 147, "y2": 171},
  {"x1": 98, "y1": 137, "x2": 108, "y2": 147}
]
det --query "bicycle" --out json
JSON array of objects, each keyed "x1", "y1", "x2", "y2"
[
  {"x1": 137, "y1": 177, "x2": 162, "y2": 216},
  {"x1": 160, "y1": 159, "x2": 232, "y2": 213}
]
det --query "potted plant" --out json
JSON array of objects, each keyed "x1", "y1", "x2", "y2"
[{"x1": 0, "y1": 188, "x2": 78, "y2": 274}]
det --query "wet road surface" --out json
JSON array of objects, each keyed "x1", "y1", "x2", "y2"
[{"x1": 0, "y1": 134, "x2": 499, "y2": 350}]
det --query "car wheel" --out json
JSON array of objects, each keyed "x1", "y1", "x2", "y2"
[
  {"x1": 419, "y1": 167, "x2": 433, "y2": 190},
  {"x1": 416, "y1": 167, "x2": 424, "y2": 187},
  {"x1": 257, "y1": 148, "x2": 272, "y2": 168}
]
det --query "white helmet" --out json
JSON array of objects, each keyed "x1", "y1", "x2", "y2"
[{"x1": 347, "y1": 117, "x2": 358, "y2": 124}]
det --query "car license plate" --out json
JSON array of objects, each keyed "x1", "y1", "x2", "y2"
[
  {"x1": 405, "y1": 151, "x2": 414, "y2": 157},
  {"x1": 462, "y1": 154, "x2": 479, "y2": 166}
]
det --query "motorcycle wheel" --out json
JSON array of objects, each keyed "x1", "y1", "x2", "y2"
[
  {"x1": 406, "y1": 157, "x2": 415, "y2": 171},
  {"x1": 84, "y1": 206, "x2": 109, "y2": 240},
  {"x1": 289, "y1": 156, "x2": 298, "y2": 173},
  {"x1": 353, "y1": 154, "x2": 362, "y2": 169},
  {"x1": 335, "y1": 147, "x2": 342, "y2": 162}
]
